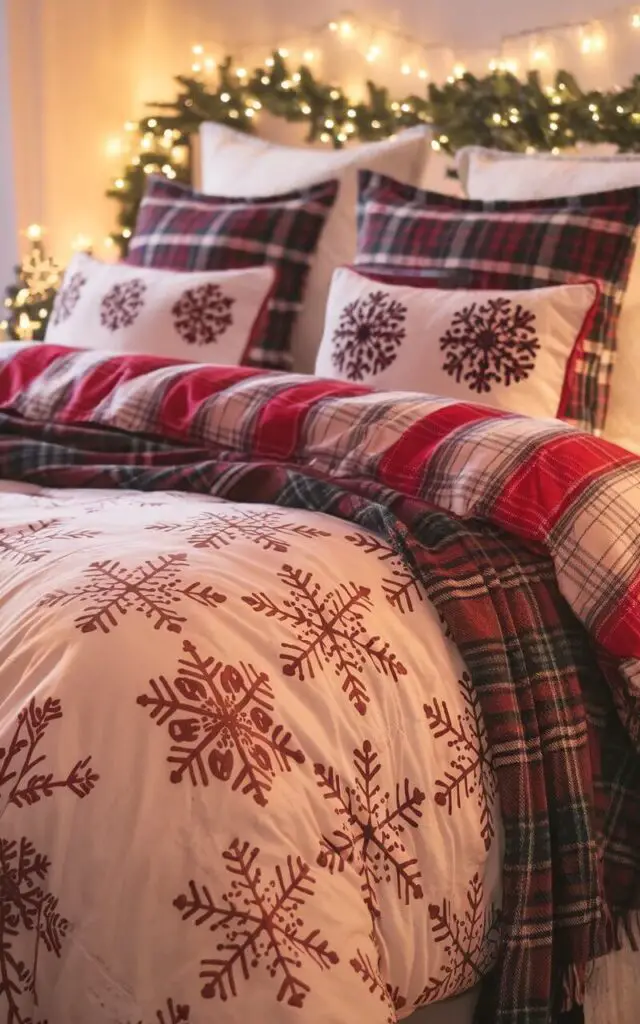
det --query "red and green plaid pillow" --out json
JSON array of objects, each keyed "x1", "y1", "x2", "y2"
[
  {"x1": 127, "y1": 176, "x2": 339, "y2": 372},
  {"x1": 355, "y1": 170, "x2": 640, "y2": 433}
]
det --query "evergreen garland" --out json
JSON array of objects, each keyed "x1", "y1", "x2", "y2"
[
  {"x1": 5, "y1": 52, "x2": 640, "y2": 340},
  {"x1": 106, "y1": 55, "x2": 640, "y2": 256}
]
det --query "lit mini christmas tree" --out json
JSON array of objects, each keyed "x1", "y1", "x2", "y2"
[{"x1": 1, "y1": 225, "x2": 61, "y2": 341}]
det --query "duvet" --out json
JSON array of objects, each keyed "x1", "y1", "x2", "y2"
[{"x1": 0, "y1": 344, "x2": 639, "y2": 1024}]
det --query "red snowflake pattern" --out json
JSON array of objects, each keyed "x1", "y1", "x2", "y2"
[
  {"x1": 51, "y1": 270, "x2": 86, "y2": 325},
  {"x1": 439, "y1": 297, "x2": 540, "y2": 394},
  {"x1": 174, "y1": 839, "x2": 339, "y2": 1007},
  {"x1": 100, "y1": 278, "x2": 147, "y2": 331},
  {"x1": 39, "y1": 553, "x2": 227, "y2": 634},
  {"x1": 0, "y1": 697, "x2": 98, "y2": 1021},
  {"x1": 345, "y1": 532, "x2": 426, "y2": 614},
  {"x1": 0, "y1": 697, "x2": 98, "y2": 809},
  {"x1": 424, "y1": 672, "x2": 497, "y2": 851},
  {"x1": 132, "y1": 999, "x2": 191, "y2": 1024},
  {"x1": 350, "y1": 947, "x2": 407, "y2": 1024},
  {"x1": 0, "y1": 519, "x2": 99, "y2": 567},
  {"x1": 331, "y1": 291, "x2": 407, "y2": 381},
  {"x1": 315, "y1": 740, "x2": 425, "y2": 918},
  {"x1": 148, "y1": 507, "x2": 330, "y2": 553},
  {"x1": 137, "y1": 639, "x2": 304, "y2": 805},
  {"x1": 242, "y1": 564, "x2": 407, "y2": 715},
  {"x1": 415, "y1": 873, "x2": 500, "y2": 1006},
  {"x1": 0, "y1": 836, "x2": 70, "y2": 1022},
  {"x1": 172, "y1": 282, "x2": 235, "y2": 346}
]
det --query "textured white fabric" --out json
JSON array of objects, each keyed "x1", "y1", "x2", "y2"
[
  {"x1": 315, "y1": 267, "x2": 598, "y2": 419},
  {"x1": 0, "y1": 484, "x2": 502, "y2": 1023},
  {"x1": 199, "y1": 123, "x2": 431, "y2": 373},
  {"x1": 455, "y1": 146, "x2": 640, "y2": 453},
  {"x1": 45, "y1": 252, "x2": 275, "y2": 364}
]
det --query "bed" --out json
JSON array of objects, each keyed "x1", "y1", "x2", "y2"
[
  {"x1": 0, "y1": 341, "x2": 639, "y2": 1024},
  {"x1": 2, "y1": 126, "x2": 640, "y2": 1024}
]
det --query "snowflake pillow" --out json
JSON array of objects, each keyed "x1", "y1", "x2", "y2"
[
  {"x1": 45, "y1": 253, "x2": 275, "y2": 364},
  {"x1": 315, "y1": 267, "x2": 599, "y2": 419}
]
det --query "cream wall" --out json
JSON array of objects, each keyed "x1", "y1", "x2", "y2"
[
  {"x1": 0, "y1": 0, "x2": 16, "y2": 292},
  {"x1": 4, "y1": 0, "x2": 640, "y2": 272}
]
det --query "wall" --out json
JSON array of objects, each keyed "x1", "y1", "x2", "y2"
[
  {"x1": 0, "y1": 0, "x2": 16, "y2": 294},
  {"x1": 5, "y1": 0, "x2": 640, "y2": 269}
]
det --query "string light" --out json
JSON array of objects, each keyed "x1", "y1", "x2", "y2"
[
  {"x1": 16, "y1": 6, "x2": 640, "y2": 313},
  {"x1": 580, "y1": 25, "x2": 606, "y2": 54}
]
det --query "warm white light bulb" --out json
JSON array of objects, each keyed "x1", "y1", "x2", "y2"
[
  {"x1": 26, "y1": 224, "x2": 42, "y2": 241},
  {"x1": 401, "y1": 63, "x2": 411, "y2": 75},
  {"x1": 192, "y1": 44, "x2": 204, "y2": 55},
  {"x1": 303, "y1": 50, "x2": 314, "y2": 62}
]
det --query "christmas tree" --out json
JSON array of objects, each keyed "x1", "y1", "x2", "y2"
[{"x1": 1, "y1": 225, "x2": 61, "y2": 341}]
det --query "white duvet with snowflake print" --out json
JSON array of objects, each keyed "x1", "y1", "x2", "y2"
[
  {"x1": 0, "y1": 485, "x2": 502, "y2": 1024},
  {"x1": 316, "y1": 267, "x2": 598, "y2": 420}
]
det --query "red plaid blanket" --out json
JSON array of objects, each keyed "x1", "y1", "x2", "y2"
[{"x1": 1, "y1": 343, "x2": 640, "y2": 1023}]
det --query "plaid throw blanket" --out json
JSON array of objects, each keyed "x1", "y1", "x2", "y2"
[{"x1": 1, "y1": 344, "x2": 640, "y2": 1023}]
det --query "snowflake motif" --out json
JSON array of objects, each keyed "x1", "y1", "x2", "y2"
[
  {"x1": 424, "y1": 672, "x2": 497, "y2": 851},
  {"x1": 100, "y1": 278, "x2": 147, "y2": 331},
  {"x1": 439, "y1": 297, "x2": 540, "y2": 394},
  {"x1": 51, "y1": 270, "x2": 86, "y2": 325},
  {"x1": 415, "y1": 873, "x2": 501, "y2": 1006},
  {"x1": 0, "y1": 836, "x2": 70, "y2": 1021},
  {"x1": 345, "y1": 533, "x2": 426, "y2": 615},
  {"x1": 174, "y1": 839, "x2": 339, "y2": 1007},
  {"x1": 331, "y1": 291, "x2": 407, "y2": 381},
  {"x1": 315, "y1": 740, "x2": 425, "y2": 918},
  {"x1": 172, "y1": 282, "x2": 235, "y2": 346},
  {"x1": 137, "y1": 639, "x2": 305, "y2": 805},
  {"x1": 147, "y1": 508, "x2": 331, "y2": 554},
  {"x1": 242, "y1": 564, "x2": 407, "y2": 716},
  {"x1": 0, "y1": 519, "x2": 99, "y2": 567},
  {"x1": 132, "y1": 998, "x2": 191, "y2": 1024},
  {"x1": 0, "y1": 697, "x2": 99, "y2": 810},
  {"x1": 38, "y1": 553, "x2": 227, "y2": 635},
  {"x1": 350, "y1": 947, "x2": 407, "y2": 1024},
  {"x1": 0, "y1": 697, "x2": 97, "y2": 1021},
  {"x1": 19, "y1": 245, "x2": 61, "y2": 301}
]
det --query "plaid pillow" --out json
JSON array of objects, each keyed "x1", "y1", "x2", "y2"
[
  {"x1": 355, "y1": 170, "x2": 640, "y2": 433},
  {"x1": 127, "y1": 176, "x2": 339, "y2": 371}
]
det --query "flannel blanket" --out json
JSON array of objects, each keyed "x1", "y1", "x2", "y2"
[{"x1": 0, "y1": 344, "x2": 639, "y2": 1024}]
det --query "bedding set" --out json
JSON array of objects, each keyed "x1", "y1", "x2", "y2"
[{"x1": 1, "y1": 124, "x2": 640, "y2": 1024}]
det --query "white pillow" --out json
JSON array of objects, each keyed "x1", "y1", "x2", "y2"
[
  {"x1": 456, "y1": 146, "x2": 640, "y2": 453},
  {"x1": 45, "y1": 252, "x2": 275, "y2": 365},
  {"x1": 316, "y1": 267, "x2": 599, "y2": 421},
  {"x1": 199, "y1": 123, "x2": 431, "y2": 373}
]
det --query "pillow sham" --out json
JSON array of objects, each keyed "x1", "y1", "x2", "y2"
[
  {"x1": 199, "y1": 123, "x2": 430, "y2": 373},
  {"x1": 455, "y1": 146, "x2": 640, "y2": 454},
  {"x1": 45, "y1": 252, "x2": 275, "y2": 365},
  {"x1": 316, "y1": 267, "x2": 599, "y2": 420},
  {"x1": 355, "y1": 170, "x2": 640, "y2": 434},
  {"x1": 126, "y1": 175, "x2": 338, "y2": 372}
]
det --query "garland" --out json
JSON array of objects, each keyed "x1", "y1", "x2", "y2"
[
  {"x1": 5, "y1": 53, "x2": 640, "y2": 341},
  {"x1": 106, "y1": 53, "x2": 640, "y2": 256}
]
